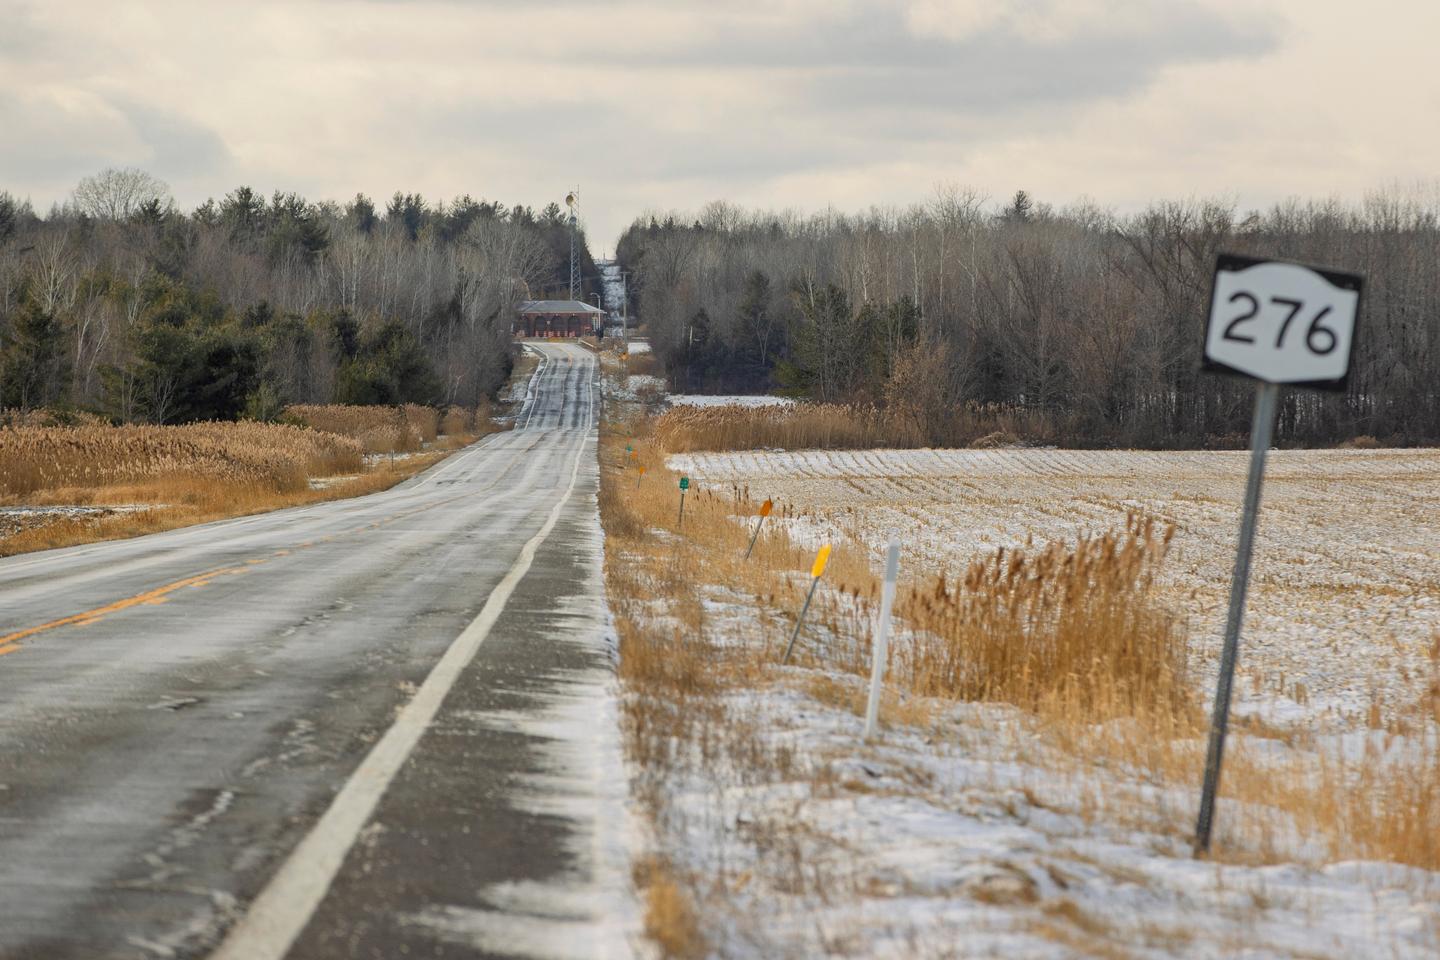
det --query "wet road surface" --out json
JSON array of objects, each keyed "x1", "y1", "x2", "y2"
[{"x1": 0, "y1": 341, "x2": 635, "y2": 959}]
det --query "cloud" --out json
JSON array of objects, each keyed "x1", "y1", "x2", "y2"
[
  {"x1": 0, "y1": 1, "x2": 47, "y2": 58},
  {"x1": 118, "y1": 100, "x2": 232, "y2": 181},
  {"x1": 5, "y1": 0, "x2": 1437, "y2": 248},
  {"x1": 0, "y1": 88, "x2": 135, "y2": 187}
]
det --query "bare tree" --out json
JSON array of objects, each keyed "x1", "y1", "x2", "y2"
[{"x1": 72, "y1": 168, "x2": 171, "y2": 222}]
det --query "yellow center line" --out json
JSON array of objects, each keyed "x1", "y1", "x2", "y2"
[
  {"x1": 0, "y1": 565, "x2": 252, "y2": 647},
  {"x1": 0, "y1": 451, "x2": 520, "y2": 657}
]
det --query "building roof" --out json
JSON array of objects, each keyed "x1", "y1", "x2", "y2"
[{"x1": 518, "y1": 299, "x2": 606, "y2": 315}]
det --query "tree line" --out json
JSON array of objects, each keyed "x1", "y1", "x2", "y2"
[
  {"x1": 0, "y1": 168, "x2": 597, "y2": 422},
  {"x1": 616, "y1": 188, "x2": 1440, "y2": 446}
]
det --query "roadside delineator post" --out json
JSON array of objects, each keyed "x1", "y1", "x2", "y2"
[
  {"x1": 624, "y1": 443, "x2": 632, "y2": 468},
  {"x1": 635, "y1": 465, "x2": 645, "y2": 490},
  {"x1": 744, "y1": 499, "x2": 774, "y2": 560},
  {"x1": 677, "y1": 476, "x2": 690, "y2": 526},
  {"x1": 782, "y1": 544, "x2": 832, "y2": 664},
  {"x1": 1192, "y1": 253, "x2": 1363, "y2": 855},
  {"x1": 863, "y1": 532, "x2": 901, "y2": 741}
]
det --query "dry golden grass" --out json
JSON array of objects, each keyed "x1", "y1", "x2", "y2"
[
  {"x1": 899, "y1": 515, "x2": 1191, "y2": 723},
  {"x1": 0, "y1": 408, "x2": 111, "y2": 428},
  {"x1": 0, "y1": 454, "x2": 446, "y2": 557},
  {"x1": 285, "y1": 403, "x2": 444, "y2": 453},
  {"x1": 0, "y1": 421, "x2": 363, "y2": 499},
  {"x1": 0, "y1": 396, "x2": 510, "y2": 557},
  {"x1": 654, "y1": 401, "x2": 1060, "y2": 453},
  {"x1": 620, "y1": 350, "x2": 662, "y2": 378}
]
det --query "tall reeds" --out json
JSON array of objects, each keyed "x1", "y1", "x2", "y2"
[
  {"x1": 0, "y1": 421, "x2": 363, "y2": 499},
  {"x1": 899, "y1": 514, "x2": 1190, "y2": 721},
  {"x1": 654, "y1": 401, "x2": 1061, "y2": 453}
]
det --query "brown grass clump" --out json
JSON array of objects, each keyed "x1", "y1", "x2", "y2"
[
  {"x1": 0, "y1": 421, "x2": 362, "y2": 499},
  {"x1": 0, "y1": 408, "x2": 111, "y2": 429},
  {"x1": 900, "y1": 514, "x2": 1191, "y2": 722},
  {"x1": 286, "y1": 402, "x2": 498, "y2": 453},
  {"x1": 654, "y1": 401, "x2": 1058, "y2": 453},
  {"x1": 286, "y1": 404, "x2": 428, "y2": 454},
  {"x1": 634, "y1": 858, "x2": 706, "y2": 960}
]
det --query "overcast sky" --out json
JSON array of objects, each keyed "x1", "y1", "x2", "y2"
[{"x1": 2, "y1": 0, "x2": 1437, "y2": 248}]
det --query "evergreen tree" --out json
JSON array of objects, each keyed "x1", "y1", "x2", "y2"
[{"x1": 0, "y1": 294, "x2": 67, "y2": 409}]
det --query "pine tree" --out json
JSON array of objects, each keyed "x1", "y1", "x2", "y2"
[{"x1": 0, "y1": 294, "x2": 68, "y2": 409}]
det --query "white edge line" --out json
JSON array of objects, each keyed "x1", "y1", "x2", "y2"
[{"x1": 210, "y1": 344, "x2": 594, "y2": 960}]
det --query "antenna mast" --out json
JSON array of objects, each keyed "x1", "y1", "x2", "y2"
[{"x1": 565, "y1": 189, "x2": 578, "y2": 300}]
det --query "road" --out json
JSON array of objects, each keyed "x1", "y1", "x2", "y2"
[{"x1": 0, "y1": 341, "x2": 635, "y2": 959}]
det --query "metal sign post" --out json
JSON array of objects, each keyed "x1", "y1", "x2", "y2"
[
  {"x1": 1193, "y1": 254, "x2": 1362, "y2": 855},
  {"x1": 677, "y1": 476, "x2": 690, "y2": 526}
]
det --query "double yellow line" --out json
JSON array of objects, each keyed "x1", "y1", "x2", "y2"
[{"x1": 0, "y1": 563, "x2": 255, "y2": 655}]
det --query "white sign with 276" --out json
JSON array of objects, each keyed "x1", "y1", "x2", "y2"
[{"x1": 1203, "y1": 256, "x2": 1363, "y2": 390}]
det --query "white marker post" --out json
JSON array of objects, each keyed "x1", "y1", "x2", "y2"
[
  {"x1": 1193, "y1": 254, "x2": 1363, "y2": 855},
  {"x1": 863, "y1": 533, "x2": 901, "y2": 741}
]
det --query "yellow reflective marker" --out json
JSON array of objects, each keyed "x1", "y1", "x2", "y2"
[
  {"x1": 811, "y1": 544, "x2": 832, "y2": 579},
  {"x1": 784, "y1": 543, "x2": 833, "y2": 663}
]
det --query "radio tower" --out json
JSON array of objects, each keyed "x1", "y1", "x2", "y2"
[{"x1": 565, "y1": 190, "x2": 578, "y2": 300}]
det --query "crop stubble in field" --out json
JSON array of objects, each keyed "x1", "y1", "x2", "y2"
[{"x1": 669, "y1": 447, "x2": 1440, "y2": 721}]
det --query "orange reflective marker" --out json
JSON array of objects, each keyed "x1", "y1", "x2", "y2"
[
  {"x1": 635, "y1": 465, "x2": 645, "y2": 489},
  {"x1": 784, "y1": 543, "x2": 833, "y2": 663},
  {"x1": 743, "y1": 499, "x2": 775, "y2": 560}
]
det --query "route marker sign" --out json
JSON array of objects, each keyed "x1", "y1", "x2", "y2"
[
  {"x1": 1193, "y1": 254, "x2": 1364, "y2": 856},
  {"x1": 1203, "y1": 254, "x2": 1362, "y2": 390},
  {"x1": 677, "y1": 476, "x2": 690, "y2": 526}
]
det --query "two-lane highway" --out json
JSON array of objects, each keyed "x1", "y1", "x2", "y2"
[{"x1": 0, "y1": 341, "x2": 634, "y2": 959}]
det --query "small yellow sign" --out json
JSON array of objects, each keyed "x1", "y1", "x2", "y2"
[
  {"x1": 811, "y1": 544, "x2": 832, "y2": 579},
  {"x1": 759, "y1": 498, "x2": 773, "y2": 518}
]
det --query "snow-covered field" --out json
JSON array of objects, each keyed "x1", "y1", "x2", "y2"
[
  {"x1": 672, "y1": 447, "x2": 1440, "y2": 722},
  {"x1": 667, "y1": 395, "x2": 794, "y2": 408},
  {"x1": 649, "y1": 446, "x2": 1440, "y2": 957}
]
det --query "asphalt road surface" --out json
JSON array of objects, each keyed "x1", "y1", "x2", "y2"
[{"x1": 0, "y1": 341, "x2": 635, "y2": 960}]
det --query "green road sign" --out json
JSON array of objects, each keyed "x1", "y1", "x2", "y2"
[{"x1": 679, "y1": 477, "x2": 690, "y2": 490}]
